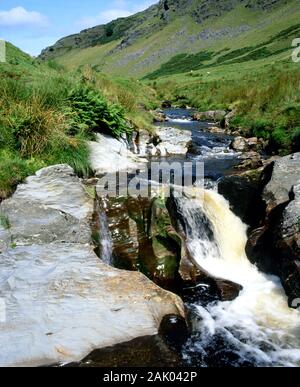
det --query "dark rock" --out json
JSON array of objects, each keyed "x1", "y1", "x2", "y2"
[
  {"x1": 159, "y1": 314, "x2": 189, "y2": 352},
  {"x1": 161, "y1": 100, "x2": 172, "y2": 108},
  {"x1": 67, "y1": 334, "x2": 182, "y2": 367},
  {"x1": 218, "y1": 168, "x2": 268, "y2": 228}
]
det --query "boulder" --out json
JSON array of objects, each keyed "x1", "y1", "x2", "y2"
[
  {"x1": 263, "y1": 152, "x2": 300, "y2": 213},
  {"x1": 0, "y1": 165, "x2": 184, "y2": 367},
  {"x1": 155, "y1": 127, "x2": 192, "y2": 155},
  {"x1": 0, "y1": 244, "x2": 184, "y2": 367},
  {"x1": 153, "y1": 110, "x2": 167, "y2": 123},
  {"x1": 236, "y1": 151, "x2": 263, "y2": 170},
  {"x1": 192, "y1": 110, "x2": 226, "y2": 122},
  {"x1": 230, "y1": 136, "x2": 249, "y2": 152}
]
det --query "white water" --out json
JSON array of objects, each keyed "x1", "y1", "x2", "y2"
[
  {"x1": 99, "y1": 209, "x2": 113, "y2": 265},
  {"x1": 177, "y1": 189, "x2": 300, "y2": 367}
]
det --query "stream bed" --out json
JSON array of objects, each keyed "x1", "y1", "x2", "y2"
[{"x1": 93, "y1": 108, "x2": 300, "y2": 367}]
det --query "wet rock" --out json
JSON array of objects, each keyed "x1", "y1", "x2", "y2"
[
  {"x1": 159, "y1": 314, "x2": 189, "y2": 352},
  {"x1": 213, "y1": 278, "x2": 243, "y2": 301},
  {"x1": 183, "y1": 277, "x2": 243, "y2": 305},
  {"x1": 148, "y1": 197, "x2": 181, "y2": 288}
]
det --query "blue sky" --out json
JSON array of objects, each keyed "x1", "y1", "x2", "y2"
[{"x1": 0, "y1": 0, "x2": 156, "y2": 55}]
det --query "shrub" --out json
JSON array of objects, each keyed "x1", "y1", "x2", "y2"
[{"x1": 66, "y1": 85, "x2": 131, "y2": 138}]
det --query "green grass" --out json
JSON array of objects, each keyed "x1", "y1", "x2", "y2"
[
  {"x1": 47, "y1": 0, "x2": 300, "y2": 79},
  {"x1": 152, "y1": 61, "x2": 300, "y2": 154},
  {"x1": 0, "y1": 43, "x2": 157, "y2": 200}
]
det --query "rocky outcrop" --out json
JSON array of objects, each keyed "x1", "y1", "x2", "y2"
[
  {"x1": 155, "y1": 127, "x2": 192, "y2": 156},
  {"x1": 245, "y1": 153, "x2": 300, "y2": 307},
  {"x1": 230, "y1": 136, "x2": 266, "y2": 153},
  {"x1": 192, "y1": 110, "x2": 226, "y2": 123},
  {"x1": 0, "y1": 165, "x2": 184, "y2": 367},
  {"x1": 89, "y1": 133, "x2": 147, "y2": 175},
  {"x1": 153, "y1": 110, "x2": 167, "y2": 123}
]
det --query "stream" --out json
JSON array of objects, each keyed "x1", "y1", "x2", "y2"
[{"x1": 98, "y1": 108, "x2": 300, "y2": 367}]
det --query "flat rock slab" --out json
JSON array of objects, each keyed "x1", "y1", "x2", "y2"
[
  {"x1": 0, "y1": 165, "x2": 93, "y2": 246},
  {"x1": 0, "y1": 244, "x2": 184, "y2": 367}
]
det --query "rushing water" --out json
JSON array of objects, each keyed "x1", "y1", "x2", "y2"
[
  {"x1": 158, "y1": 108, "x2": 240, "y2": 180},
  {"x1": 98, "y1": 201, "x2": 113, "y2": 265},
  {"x1": 175, "y1": 190, "x2": 300, "y2": 367},
  {"x1": 159, "y1": 109, "x2": 300, "y2": 367},
  {"x1": 100, "y1": 108, "x2": 300, "y2": 367}
]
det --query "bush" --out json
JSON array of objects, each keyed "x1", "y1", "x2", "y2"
[{"x1": 66, "y1": 85, "x2": 131, "y2": 138}]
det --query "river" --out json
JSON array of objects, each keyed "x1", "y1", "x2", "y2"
[{"x1": 100, "y1": 108, "x2": 300, "y2": 367}]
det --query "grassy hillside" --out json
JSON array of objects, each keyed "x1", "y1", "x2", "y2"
[
  {"x1": 0, "y1": 43, "x2": 158, "y2": 200},
  {"x1": 40, "y1": 0, "x2": 300, "y2": 78},
  {"x1": 150, "y1": 58, "x2": 300, "y2": 154}
]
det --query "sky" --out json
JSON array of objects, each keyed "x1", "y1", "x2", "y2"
[{"x1": 0, "y1": 0, "x2": 157, "y2": 56}]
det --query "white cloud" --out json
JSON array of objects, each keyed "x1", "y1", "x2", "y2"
[
  {"x1": 77, "y1": 1, "x2": 155, "y2": 30},
  {"x1": 0, "y1": 7, "x2": 49, "y2": 28}
]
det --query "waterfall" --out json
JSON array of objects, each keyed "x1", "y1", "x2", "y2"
[
  {"x1": 176, "y1": 188, "x2": 300, "y2": 367},
  {"x1": 98, "y1": 205, "x2": 113, "y2": 266}
]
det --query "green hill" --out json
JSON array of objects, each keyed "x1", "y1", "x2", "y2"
[{"x1": 40, "y1": 0, "x2": 300, "y2": 78}]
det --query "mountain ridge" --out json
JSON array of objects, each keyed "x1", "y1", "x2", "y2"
[{"x1": 40, "y1": 0, "x2": 298, "y2": 78}]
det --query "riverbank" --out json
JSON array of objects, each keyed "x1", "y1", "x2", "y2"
[{"x1": 1, "y1": 108, "x2": 299, "y2": 367}]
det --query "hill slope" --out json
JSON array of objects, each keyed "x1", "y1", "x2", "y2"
[{"x1": 40, "y1": 0, "x2": 300, "y2": 78}]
